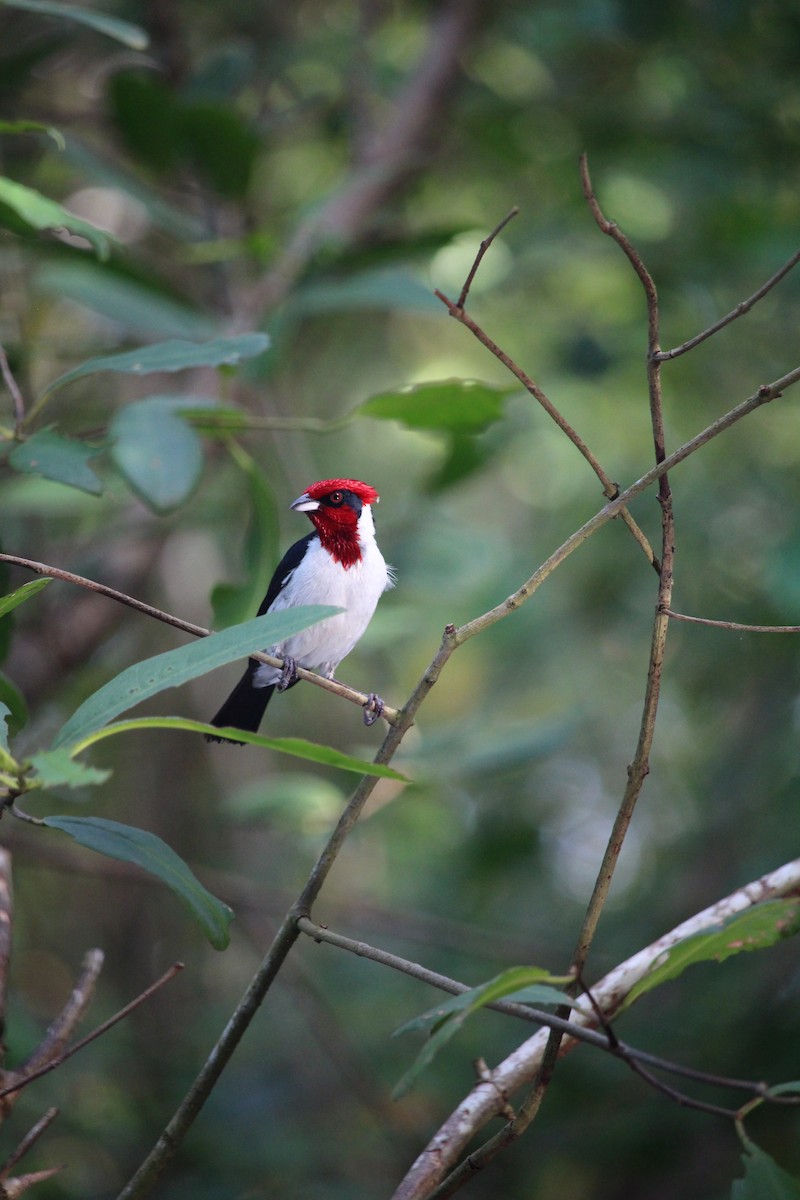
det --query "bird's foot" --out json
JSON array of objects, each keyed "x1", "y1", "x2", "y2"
[
  {"x1": 277, "y1": 656, "x2": 298, "y2": 692},
  {"x1": 363, "y1": 692, "x2": 385, "y2": 726}
]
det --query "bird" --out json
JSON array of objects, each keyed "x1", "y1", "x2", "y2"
[{"x1": 206, "y1": 478, "x2": 393, "y2": 744}]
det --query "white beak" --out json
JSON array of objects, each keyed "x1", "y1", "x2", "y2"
[{"x1": 290, "y1": 491, "x2": 320, "y2": 512}]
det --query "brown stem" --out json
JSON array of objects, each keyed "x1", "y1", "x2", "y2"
[
  {"x1": 0, "y1": 344, "x2": 26, "y2": 434},
  {"x1": 655, "y1": 248, "x2": 800, "y2": 362},
  {"x1": 664, "y1": 609, "x2": 800, "y2": 633}
]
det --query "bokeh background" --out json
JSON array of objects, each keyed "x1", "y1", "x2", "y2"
[{"x1": 1, "y1": 1, "x2": 800, "y2": 1197}]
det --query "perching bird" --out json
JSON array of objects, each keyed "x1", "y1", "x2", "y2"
[{"x1": 206, "y1": 478, "x2": 393, "y2": 744}]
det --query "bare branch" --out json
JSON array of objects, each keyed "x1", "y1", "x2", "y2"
[
  {"x1": 664, "y1": 609, "x2": 800, "y2": 633},
  {"x1": 0, "y1": 850, "x2": 13, "y2": 1049},
  {"x1": 655, "y1": 248, "x2": 800, "y2": 362},
  {"x1": 456, "y1": 207, "x2": 519, "y2": 309},
  {"x1": 0, "y1": 963, "x2": 183, "y2": 1103},
  {"x1": 391, "y1": 857, "x2": 800, "y2": 1200},
  {"x1": 434, "y1": 287, "x2": 661, "y2": 573},
  {"x1": 0, "y1": 1108, "x2": 58, "y2": 1180},
  {"x1": 0, "y1": 344, "x2": 26, "y2": 434},
  {"x1": 18, "y1": 949, "x2": 104, "y2": 1079}
]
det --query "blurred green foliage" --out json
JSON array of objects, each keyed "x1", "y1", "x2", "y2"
[{"x1": 1, "y1": 0, "x2": 800, "y2": 1197}]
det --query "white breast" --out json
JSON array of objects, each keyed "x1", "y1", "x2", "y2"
[{"x1": 253, "y1": 505, "x2": 392, "y2": 687}]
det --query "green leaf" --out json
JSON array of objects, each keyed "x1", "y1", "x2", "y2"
[
  {"x1": 8, "y1": 430, "x2": 103, "y2": 494},
  {"x1": 732, "y1": 1139, "x2": 800, "y2": 1199},
  {"x1": 0, "y1": 703, "x2": 10, "y2": 754},
  {"x1": 109, "y1": 397, "x2": 204, "y2": 513},
  {"x1": 624, "y1": 899, "x2": 800, "y2": 1010},
  {"x1": 211, "y1": 446, "x2": 279, "y2": 628},
  {"x1": 179, "y1": 102, "x2": 260, "y2": 200},
  {"x1": 41, "y1": 815, "x2": 233, "y2": 949},
  {"x1": 425, "y1": 432, "x2": 497, "y2": 492},
  {"x1": 358, "y1": 379, "x2": 516, "y2": 433},
  {"x1": 0, "y1": 176, "x2": 111, "y2": 259},
  {"x1": 0, "y1": 673, "x2": 27, "y2": 736},
  {"x1": 52, "y1": 606, "x2": 340, "y2": 750},
  {"x1": 28, "y1": 747, "x2": 111, "y2": 789},
  {"x1": 0, "y1": 577, "x2": 52, "y2": 619},
  {"x1": 0, "y1": 119, "x2": 65, "y2": 150},
  {"x1": 42, "y1": 333, "x2": 270, "y2": 399},
  {"x1": 35, "y1": 263, "x2": 216, "y2": 341},
  {"x1": 291, "y1": 268, "x2": 443, "y2": 316},
  {"x1": 65, "y1": 716, "x2": 411, "y2": 781},
  {"x1": 393, "y1": 966, "x2": 573, "y2": 1099},
  {"x1": 3, "y1": 0, "x2": 148, "y2": 49}
]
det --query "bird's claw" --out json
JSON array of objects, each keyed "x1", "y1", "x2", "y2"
[
  {"x1": 277, "y1": 656, "x2": 298, "y2": 692},
  {"x1": 363, "y1": 692, "x2": 385, "y2": 726}
]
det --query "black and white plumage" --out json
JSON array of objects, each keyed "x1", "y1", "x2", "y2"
[{"x1": 206, "y1": 478, "x2": 392, "y2": 744}]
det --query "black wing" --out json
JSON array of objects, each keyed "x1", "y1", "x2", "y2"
[{"x1": 256, "y1": 531, "x2": 316, "y2": 615}]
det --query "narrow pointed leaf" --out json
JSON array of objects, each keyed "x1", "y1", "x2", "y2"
[
  {"x1": 52, "y1": 606, "x2": 340, "y2": 750},
  {"x1": 0, "y1": 577, "x2": 52, "y2": 619},
  {"x1": 42, "y1": 333, "x2": 270, "y2": 398},
  {"x1": 393, "y1": 966, "x2": 573, "y2": 1099},
  {"x1": 42, "y1": 815, "x2": 233, "y2": 949},
  {"x1": 0, "y1": 119, "x2": 65, "y2": 149},
  {"x1": 211, "y1": 447, "x2": 278, "y2": 628},
  {"x1": 2, "y1": 0, "x2": 148, "y2": 49},
  {"x1": 8, "y1": 430, "x2": 103, "y2": 494},
  {"x1": 624, "y1": 899, "x2": 800, "y2": 1011},
  {"x1": 358, "y1": 379, "x2": 516, "y2": 433},
  {"x1": 0, "y1": 176, "x2": 111, "y2": 258},
  {"x1": 68, "y1": 716, "x2": 410, "y2": 781},
  {"x1": 0, "y1": 674, "x2": 27, "y2": 736}
]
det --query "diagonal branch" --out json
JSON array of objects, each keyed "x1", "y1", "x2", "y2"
[
  {"x1": 391, "y1": 856, "x2": 800, "y2": 1199},
  {"x1": 655, "y1": 248, "x2": 800, "y2": 362}
]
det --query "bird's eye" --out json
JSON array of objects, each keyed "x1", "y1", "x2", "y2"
[{"x1": 328, "y1": 490, "x2": 344, "y2": 506}]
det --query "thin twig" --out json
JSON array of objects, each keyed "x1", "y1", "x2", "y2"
[
  {"x1": 0, "y1": 554, "x2": 400, "y2": 725},
  {"x1": 664, "y1": 609, "x2": 800, "y2": 633},
  {"x1": 18, "y1": 948, "x2": 105, "y2": 1080},
  {"x1": 655, "y1": 249, "x2": 800, "y2": 362},
  {"x1": 0, "y1": 1107, "x2": 59, "y2": 1179},
  {"x1": 0, "y1": 962, "x2": 183, "y2": 1102},
  {"x1": 0, "y1": 344, "x2": 26, "y2": 434},
  {"x1": 434, "y1": 289, "x2": 661, "y2": 573},
  {"x1": 392, "y1": 857, "x2": 800, "y2": 1199},
  {"x1": 456, "y1": 207, "x2": 519, "y2": 309},
  {"x1": 0, "y1": 849, "x2": 12, "y2": 1048}
]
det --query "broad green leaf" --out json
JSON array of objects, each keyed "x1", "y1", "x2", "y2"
[
  {"x1": 52, "y1": 606, "x2": 340, "y2": 750},
  {"x1": 109, "y1": 398, "x2": 204, "y2": 513},
  {"x1": 3, "y1": 0, "x2": 148, "y2": 49},
  {"x1": 0, "y1": 176, "x2": 111, "y2": 259},
  {"x1": 179, "y1": 101, "x2": 260, "y2": 200},
  {"x1": 35, "y1": 263, "x2": 216, "y2": 341},
  {"x1": 358, "y1": 379, "x2": 516, "y2": 434},
  {"x1": 291, "y1": 269, "x2": 443, "y2": 316},
  {"x1": 42, "y1": 333, "x2": 270, "y2": 399},
  {"x1": 0, "y1": 577, "x2": 52, "y2": 619},
  {"x1": 732, "y1": 1139, "x2": 800, "y2": 1199},
  {"x1": 42, "y1": 815, "x2": 233, "y2": 949},
  {"x1": 624, "y1": 899, "x2": 800, "y2": 1010},
  {"x1": 393, "y1": 966, "x2": 573, "y2": 1099},
  {"x1": 425, "y1": 432, "x2": 498, "y2": 492},
  {"x1": 0, "y1": 673, "x2": 27, "y2": 735},
  {"x1": 29, "y1": 748, "x2": 111, "y2": 789},
  {"x1": 211, "y1": 447, "x2": 279, "y2": 628},
  {"x1": 0, "y1": 119, "x2": 64, "y2": 149},
  {"x1": 67, "y1": 716, "x2": 411, "y2": 781},
  {"x1": 8, "y1": 430, "x2": 103, "y2": 494}
]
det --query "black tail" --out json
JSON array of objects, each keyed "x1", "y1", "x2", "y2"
[{"x1": 206, "y1": 661, "x2": 276, "y2": 745}]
